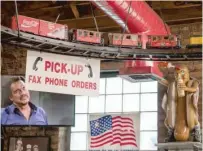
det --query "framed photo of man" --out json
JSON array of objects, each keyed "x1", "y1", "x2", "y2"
[
  {"x1": 8, "y1": 136, "x2": 50, "y2": 151},
  {"x1": 1, "y1": 75, "x2": 75, "y2": 126}
]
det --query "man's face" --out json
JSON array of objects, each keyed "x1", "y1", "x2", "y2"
[{"x1": 9, "y1": 80, "x2": 30, "y2": 106}]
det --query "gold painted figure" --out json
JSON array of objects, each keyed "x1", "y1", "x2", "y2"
[{"x1": 159, "y1": 63, "x2": 201, "y2": 142}]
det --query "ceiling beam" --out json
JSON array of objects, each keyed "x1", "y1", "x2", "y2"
[
  {"x1": 75, "y1": 2, "x2": 90, "y2": 6},
  {"x1": 70, "y1": 4, "x2": 80, "y2": 18},
  {"x1": 86, "y1": 25, "x2": 120, "y2": 30},
  {"x1": 167, "y1": 19, "x2": 202, "y2": 26},
  {"x1": 166, "y1": 17, "x2": 202, "y2": 22},
  {"x1": 58, "y1": 15, "x2": 107, "y2": 22},
  {"x1": 3, "y1": 2, "x2": 90, "y2": 16},
  {"x1": 86, "y1": 26, "x2": 122, "y2": 32},
  {"x1": 19, "y1": 5, "x2": 70, "y2": 15},
  {"x1": 60, "y1": 16, "x2": 117, "y2": 29},
  {"x1": 151, "y1": 1, "x2": 202, "y2": 10},
  {"x1": 156, "y1": 6, "x2": 202, "y2": 21}
]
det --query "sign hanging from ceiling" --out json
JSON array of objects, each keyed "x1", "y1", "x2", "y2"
[{"x1": 25, "y1": 50, "x2": 100, "y2": 96}]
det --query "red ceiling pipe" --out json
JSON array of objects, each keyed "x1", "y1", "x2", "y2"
[
  {"x1": 93, "y1": 0, "x2": 171, "y2": 35},
  {"x1": 106, "y1": 1, "x2": 171, "y2": 35},
  {"x1": 92, "y1": 0, "x2": 171, "y2": 48}
]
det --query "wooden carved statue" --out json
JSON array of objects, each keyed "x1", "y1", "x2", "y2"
[{"x1": 159, "y1": 63, "x2": 201, "y2": 142}]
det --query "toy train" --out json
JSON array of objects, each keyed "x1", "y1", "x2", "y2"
[
  {"x1": 11, "y1": 15, "x2": 181, "y2": 49},
  {"x1": 186, "y1": 35, "x2": 202, "y2": 48}
]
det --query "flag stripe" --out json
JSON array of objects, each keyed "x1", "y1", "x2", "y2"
[
  {"x1": 91, "y1": 133, "x2": 135, "y2": 144},
  {"x1": 113, "y1": 124, "x2": 134, "y2": 129},
  {"x1": 113, "y1": 118, "x2": 133, "y2": 122},
  {"x1": 113, "y1": 121, "x2": 133, "y2": 124},
  {"x1": 112, "y1": 121, "x2": 133, "y2": 125},
  {"x1": 90, "y1": 139, "x2": 113, "y2": 148},
  {"x1": 91, "y1": 131, "x2": 112, "y2": 140},
  {"x1": 91, "y1": 136, "x2": 136, "y2": 147},
  {"x1": 113, "y1": 119, "x2": 133, "y2": 123},
  {"x1": 112, "y1": 116, "x2": 133, "y2": 123},
  {"x1": 91, "y1": 136, "x2": 113, "y2": 147},
  {"x1": 113, "y1": 133, "x2": 136, "y2": 138},
  {"x1": 112, "y1": 129, "x2": 135, "y2": 134},
  {"x1": 113, "y1": 137, "x2": 136, "y2": 142},
  {"x1": 111, "y1": 142, "x2": 138, "y2": 147},
  {"x1": 92, "y1": 132, "x2": 135, "y2": 142},
  {"x1": 91, "y1": 126, "x2": 135, "y2": 141},
  {"x1": 91, "y1": 135, "x2": 112, "y2": 144}
]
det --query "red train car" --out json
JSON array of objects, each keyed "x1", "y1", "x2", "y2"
[
  {"x1": 147, "y1": 35, "x2": 180, "y2": 48},
  {"x1": 39, "y1": 20, "x2": 68, "y2": 40},
  {"x1": 11, "y1": 15, "x2": 39, "y2": 34},
  {"x1": 11, "y1": 15, "x2": 68, "y2": 40},
  {"x1": 109, "y1": 33, "x2": 142, "y2": 48},
  {"x1": 71, "y1": 29, "x2": 108, "y2": 45}
]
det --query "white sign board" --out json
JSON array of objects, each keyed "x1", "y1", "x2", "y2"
[
  {"x1": 25, "y1": 50, "x2": 100, "y2": 96},
  {"x1": 88, "y1": 114, "x2": 140, "y2": 150}
]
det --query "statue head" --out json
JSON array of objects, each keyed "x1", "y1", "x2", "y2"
[{"x1": 174, "y1": 65, "x2": 190, "y2": 83}]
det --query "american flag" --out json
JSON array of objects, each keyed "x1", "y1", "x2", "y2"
[{"x1": 90, "y1": 115, "x2": 137, "y2": 148}]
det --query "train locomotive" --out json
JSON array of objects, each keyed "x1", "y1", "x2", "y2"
[
  {"x1": 186, "y1": 35, "x2": 202, "y2": 48},
  {"x1": 11, "y1": 15, "x2": 181, "y2": 49},
  {"x1": 147, "y1": 35, "x2": 181, "y2": 49}
]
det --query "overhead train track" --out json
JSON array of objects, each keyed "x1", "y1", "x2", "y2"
[{"x1": 1, "y1": 26, "x2": 202, "y2": 61}]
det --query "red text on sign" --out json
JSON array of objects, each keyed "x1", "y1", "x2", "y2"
[
  {"x1": 29, "y1": 75, "x2": 41, "y2": 84},
  {"x1": 45, "y1": 77, "x2": 68, "y2": 87},
  {"x1": 44, "y1": 61, "x2": 83, "y2": 75},
  {"x1": 71, "y1": 80, "x2": 96, "y2": 90},
  {"x1": 45, "y1": 61, "x2": 67, "y2": 73}
]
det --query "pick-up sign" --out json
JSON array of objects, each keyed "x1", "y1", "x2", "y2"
[{"x1": 25, "y1": 50, "x2": 100, "y2": 96}]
